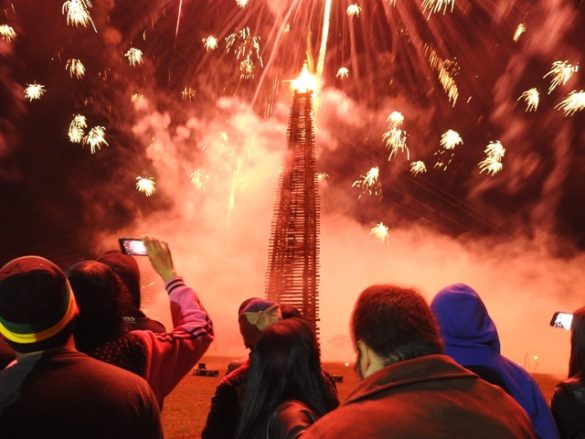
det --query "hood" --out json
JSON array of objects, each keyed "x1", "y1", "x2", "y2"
[
  {"x1": 97, "y1": 250, "x2": 141, "y2": 310},
  {"x1": 430, "y1": 283, "x2": 500, "y2": 354}
]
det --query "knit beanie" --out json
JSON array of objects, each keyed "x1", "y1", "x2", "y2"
[
  {"x1": 97, "y1": 250, "x2": 141, "y2": 310},
  {"x1": 0, "y1": 256, "x2": 78, "y2": 353},
  {"x1": 238, "y1": 298, "x2": 281, "y2": 349}
]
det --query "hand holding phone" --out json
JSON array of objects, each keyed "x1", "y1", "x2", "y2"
[
  {"x1": 143, "y1": 235, "x2": 176, "y2": 282},
  {"x1": 550, "y1": 312, "x2": 573, "y2": 330}
]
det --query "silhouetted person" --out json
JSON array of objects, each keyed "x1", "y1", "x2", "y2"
[
  {"x1": 304, "y1": 284, "x2": 535, "y2": 438},
  {"x1": 0, "y1": 256, "x2": 162, "y2": 439},
  {"x1": 237, "y1": 318, "x2": 338, "y2": 439},
  {"x1": 202, "y1": 298, "x2": 282, "y2": 439},
  {"x1": 97, "y1": 250, "x2": 166, "y2": 333},
  {"x1": 67, "y1": 235, "x2": 213, "y2": 406},
  {"x1": 0, "y1": 337, "x2": 15, "y2": 369},
  {"x1": 431, "y1": 283, "x2": 558, "y2": 439},
  {"x1": 551, "y1": 306, "x2": 585, "y2": 438}
]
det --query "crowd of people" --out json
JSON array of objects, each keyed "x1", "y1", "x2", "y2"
[{"x1": 0, "y1": 237, "x2": 584, "y2": 438}]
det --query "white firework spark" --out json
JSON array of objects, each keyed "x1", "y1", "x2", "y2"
[
  {"x1": 544, "y1": 61, "x2": 578, "y2": 94},
  {"x1": 317, "y1": 172, "x2": 329, "y2": 182},
  {"x1": 346, "y1": 4, "x2": 362, "y2": 17},
  {"x1": 478, "y1": 157, "x2": 503, "y2": 176},
  {"x1": 83, "y1": 126, "x2": 108, "y2": 153},
  {"x1": 136, "y1": 177, "x2": 156, "y2": 197},
  {"x1": 225, "y1": 27, "x2": 263, "y2": 79},
  {"x1": 236, "y1": 0, "x2": 249, "y2": 7},
  {"x1": 190, "y1": 169, "x2": 209, "y2": 191},
  {"x1": 370, "y1": 222, "x2": 390, "y2": 243},
  {"x1": 181, "y1": 87, "x2": 196, "y2": 101},
  {"x1": 202, "y1": 35, "x2": 218, "y2": 51},
  {"x1": 484, "y1": 140, "x2": 506, "y2": 160},
  {"x1": 555, "y1": 90, "x2": 585, "y2": 116},
  {"x1": 513, "y1": 23, "x2": 526, "y2": 42},
  {"x1": 426, "y1": 46, "x2": 459, "y2": 106},
  {"x1": 62, "y1": 0, "x2": 96, "y2": 31},
  {"x1": 518, "y1": 88, "x2": 540, "y2": 112},
  {"x1": 478, "y1": 141, "x2": 505, "y2": 176},
  {"x1": 24, "y1": 83, "x2": 46, "y2": 101},
  {"x1": 410, "y1": 161, "x2": 427, "y2": 176},
  {"x1": 352, "y1": 166, "x2": 382, "y2": 198},
  {"x1": 387, "y1": 111, "x2": 405, "y2": 128},
  {"x1": 124, "y1": 48, "x2": 143, "y2": 66},
  {"x1": 383, "y1": 128, "x2": 409, "y2": 161},
  {"x1": 0, "y1": 24, "x2": 16, "y2": 42},
  {"x1": 422, "y1": 0, "x2": 455, "y2": 18},
  {"x1": 440, "y1": 129, "x2": 463, "y2": 150},
  {"x1": 68, "y1": 114, "x2": 87, "y2": 143},
  {"x1": 336, "y1": 67, "x2": 349, "y2": 79},
  {"x1": 66, "y1": 58, "x2": 86, "y2": 79}
]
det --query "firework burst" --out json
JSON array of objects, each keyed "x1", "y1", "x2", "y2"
[
  {"x1": 410, "y1": 161, "x2": 427, "y2": 176},
  {"x1": 336, "y1": 67, "x2": 349, "y2": 79},
  {"x1": 352, "y1": 166, "x2": 382, "y2": 198},
  {"x1": 124, "y1": 48, "x2": 143, "y2": 66},
  {"x1": 513, "y1": 23, "x2": 526, "y2": 42},
  {"x1": 422, "y1": 0, "x2": 455, "y2": 18},
  {"x1": 440, "y1": 130, "x2": 463, "y2": 150},
  {"x1": 426, "y1": 46, "x2": 459, "y2": 106},
  {"x1": 136, "y1": 177, "x2": 156, "y2": 197},
  {"x1": 370, "y1": 222, "x2": 390, "y2": 243},
  {"x1": 235, "y1": 0, "x2": 249, "y2": 7},
  {"x1": 181, "y1": 87, "x2": 196, "y2": 101},
  {"x1": 225, "y1": 27, "x2": 263, "y2": 79},
  {"x1": 0, "y1": 24, "x2": 16, "y2": 42},
  {"x1": 383, "y1": 128, "x2": 409, "y2": 161},
  {"x1": 68, "y1": 114, "x2": 87, "y2": 143},
  {"x1": 202, "y1": 35, "x2": 219, "y2": 51},
  {"x1": 387, "y1": 111, "x2": 405, "y2": 128},
  {"x1": 83, "y1": 126, "x2": 108, "y2": 153},
  {"x1": 544, "y1": 61, "x2": 579, "y2": 94},
  {"x1": 66, "y1": 58, "x2": 86, "y2": 79},
  {"x1": 346, "y1": 4, "x2": 362, "y2": 17},
  {"x1": 24, "y1": 83, "x2": 46, "y2": 101},
  {"x1": 555, "y1": 90, "x2": 585, "y2": 116},
  {"x1": 62, "y1": 0, "x2": 96, "y2": 31},
  {"x1": 518, "y1": 88, "x2": 540, "y2": 112},
  {"x1": 478, "y1": 141, "x2": 505, "y2": 176}
]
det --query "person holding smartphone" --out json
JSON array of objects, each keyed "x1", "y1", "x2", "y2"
[
  {"x1": 66, "y1": 235, "x2": 214, "y2": 407},
  {"x1": 551, "y1": 306, "x2": 585, "y2": 438}
]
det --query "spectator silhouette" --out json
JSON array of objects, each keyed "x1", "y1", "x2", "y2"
[
  {"x1": 97, "y1": 250, "x2": 166, "y2": 333},
  {"x1": 237, "y1": 318, "x2": 338, "y2": 439},
  {"x1": 431, "y1": 283, "x2": 558, "y2": 439},
  {"x1": 202, "y1": 298, "x2": 282, "y2": 439},
  {"x1": 551, "y1": 306, "x2": 585, "y2": 438},
  {"x1": 0, "y1": 256, "x2": 162, "y2": 439},
  {"x1": 67, "y1": 236, "x2": 213, "y2": 406},
  {"x1": 303, "y1": 284, "x2": 535, "y2": 438}
]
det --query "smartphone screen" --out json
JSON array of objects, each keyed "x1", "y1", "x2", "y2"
[
  {"x1": 118, "y1": 238, "x2": 148, "y2": 256},
  {"x1": 550, "y1": 312, "x2": 573, "y2": 330}
]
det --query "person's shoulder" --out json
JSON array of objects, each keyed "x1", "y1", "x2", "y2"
[{"x1": 221, "y1": 362, "x2": 249, "y2": 385}]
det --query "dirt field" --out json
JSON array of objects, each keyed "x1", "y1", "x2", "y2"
[{"x1": 162, "y1": 356, "x2": 560, "y2": 439}]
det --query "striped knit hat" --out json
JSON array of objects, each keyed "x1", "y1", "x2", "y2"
[{"x1": 0, "y1": 256, "x2": 78, "y2": 353}]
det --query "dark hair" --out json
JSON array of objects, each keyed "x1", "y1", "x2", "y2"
[
  {"x1": 569, "y1": 306, "x2": 585, "y2": 378},
  {"x1": 66, "y1": 261, "x2": 130, "y2": 351},
  {"x1": 352, "y1": 284, "x2": 443, "y2": 365},
  {"x1": 97, "y1": 250, "x2": 141, "y2": 313},
  {"x1": 237, "y1": 318, "x2": 337, "y2": 439}
]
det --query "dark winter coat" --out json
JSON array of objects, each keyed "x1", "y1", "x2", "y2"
[{"x1": 302, "y1": 354, "x2": 536, "y2": 439}]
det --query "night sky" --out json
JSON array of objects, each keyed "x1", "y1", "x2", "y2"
[{"x1": 1, "y1": 0, "x2": 584, "y2": 267}]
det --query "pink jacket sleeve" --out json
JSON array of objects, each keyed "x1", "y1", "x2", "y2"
[{"x1": 134, "y1": 276, "x2": 213, "y2": 404}]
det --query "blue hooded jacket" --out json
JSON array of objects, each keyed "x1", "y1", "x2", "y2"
[{"x1": 431, "y1": 283, "x2": 558, "y2": 439}]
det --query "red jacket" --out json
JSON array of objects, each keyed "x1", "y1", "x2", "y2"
[{"x1": 303, "y1": 354, "x2": 535, "y2": 438}]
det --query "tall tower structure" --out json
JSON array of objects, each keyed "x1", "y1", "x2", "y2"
[{"x1": 265, "y1": 68, "x2": 320, "y2": 335}]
